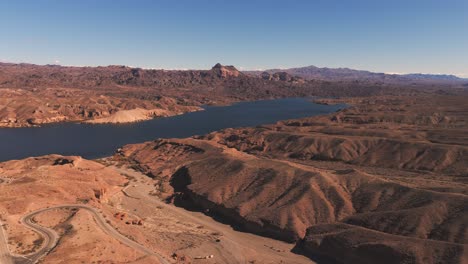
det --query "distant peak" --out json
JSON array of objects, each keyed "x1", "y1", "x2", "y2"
[
  {"x1": 212, "y1": 63, "x2": 223, "y2": 68},
  {"x1": 211, "y1": 63, "x2": 240, "y2": 78},
  {"x1": 211, "y1": 63, "x2": 237, "y2": 70}
]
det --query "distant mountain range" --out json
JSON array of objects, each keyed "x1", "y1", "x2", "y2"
[
  {"x1": 0, "y1": 62, "x2": 466, "y2": 99},
  {"x1": 245, "y1": 65, "x2": 467, "y2": 84},
  {"x1": 402, "y1": 73, "x2": 464, "y2": 81},
  {"x1": 0, "y1": 62, "x2": 411, "y2": 100}
]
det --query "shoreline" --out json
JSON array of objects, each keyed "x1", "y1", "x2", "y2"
[
  {"x1": 0, "y1": 96, "x2": 334, "y2": 129},
  {"x1": 0, "y1": 106, "x2": 204, "y2": 129},
  {"x1": 0, "y1": 98, "x2": 346, "y2": 162}
]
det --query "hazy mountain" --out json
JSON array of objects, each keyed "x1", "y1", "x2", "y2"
[
  {"x1": 403, "y1": 73, "x2": 465, "y2": 81},
  {"x1": 246, "y1": 65, "x2": 466, "y2": 84}
]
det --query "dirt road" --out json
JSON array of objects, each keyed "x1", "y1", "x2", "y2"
[
  {"x1": 7, "y1": 204, "x2": 171, "y2": 264},
  {"x1": 0, "y1": 220, "x2": 14, "y2": 264},
  {"x1": 111, "y1": 166, "x2": 314, "y2": 264}
]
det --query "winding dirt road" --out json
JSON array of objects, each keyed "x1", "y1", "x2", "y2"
[
  {"x1": 0, "y1": 220, "x2": 14, "y2": 264},
  {"x1": 3, "y1": 204, "x2": 170, "y2": 264}
]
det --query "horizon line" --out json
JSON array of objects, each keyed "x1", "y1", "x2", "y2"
[{"x1": 0, "y1": 60, "x2": 466, "y2": 79}]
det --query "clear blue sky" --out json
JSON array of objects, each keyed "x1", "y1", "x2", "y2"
[{"x1": 1, "y1": 0, "x2": 467, "y2": 76}]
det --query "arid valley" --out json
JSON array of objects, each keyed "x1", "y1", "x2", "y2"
[
  {"x1": 1, "y1": 1, "x2": 468, "y2": 263},
  {"x1": 0, "y1": 61, "x2": 467, "y2": 264}
]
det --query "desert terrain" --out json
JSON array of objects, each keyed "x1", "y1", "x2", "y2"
[
  {"x1": 116, "y1": 93, "x2": 468, "y2": 264},
  {"x1": 2, "y1": 0, "x2": 467, "y2": 263},
  {"x1": 0, "y1": 155, "x2": 168, "y2": 263},
  {"x1": 0, "y1": 63, "x2": 466, "y2": 264},
  {"x1": 0, "y1": 154, "x2": 320, "y2": 263}
]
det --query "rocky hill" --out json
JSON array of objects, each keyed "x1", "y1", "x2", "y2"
[{"x1": 116, "y1": 93, "x2": 468, "y2": 264}]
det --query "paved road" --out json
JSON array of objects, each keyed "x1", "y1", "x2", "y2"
[
  {"x1": 2, "y1": 204, "x2": 170, "y2": 264},
  {"x1": 0, "y1": 220, "x2": 14, "y2": 264},
  {"x1": 17, "y1": 212, "x2": 58, "y2": 264}
]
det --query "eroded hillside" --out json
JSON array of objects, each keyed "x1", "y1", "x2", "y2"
[
  {"x1": 0, "y1": 88, "x2": 200, "y2": 127},
  {"x1": 116, "y1": 94, "x2": 468, "y2": 264}
]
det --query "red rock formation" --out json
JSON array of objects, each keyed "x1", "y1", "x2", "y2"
[{"x1": 211, "y1": 63, "x2": 241, "y2": 78}]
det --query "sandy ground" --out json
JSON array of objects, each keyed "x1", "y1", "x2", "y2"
[
  {"x1": 0, "y1": 156, "x2": 150, "y2": 263},
  {"x1": 105, "y1": 164, "x2": 314, "y2": 264},
  {"x1": 40, "y1": 208, "x2": 155, "y2": 264},
  {"x1": 85, "y1": 107, "x2": 200, "y2": 124}
]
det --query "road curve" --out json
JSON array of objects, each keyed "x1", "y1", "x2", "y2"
[
  {"x1": 18, "y1": 214, "x2": 58, "y2": 264},
  {"x1": 18, "y1": 204, "x2": 171, "y2": 264},
  {"x1": 0, "y1": 220, "x2": 14, "y2": 264}
]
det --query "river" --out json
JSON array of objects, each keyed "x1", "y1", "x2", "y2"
[{"x1": 0, "y1": 98, "x2": 344, "y2": 161}]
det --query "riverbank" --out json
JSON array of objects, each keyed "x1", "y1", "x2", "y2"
[{"x1": 0, "y1": 98, "x2": 343, "y2": 162}]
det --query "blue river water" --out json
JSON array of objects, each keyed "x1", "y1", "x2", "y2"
[{"x1": 0, "y1": 98, "x2": 344, "y2": 161}]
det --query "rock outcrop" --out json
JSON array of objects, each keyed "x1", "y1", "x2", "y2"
[{"x1": 211, "y1": 63, "x2": 241, "y2": 78}]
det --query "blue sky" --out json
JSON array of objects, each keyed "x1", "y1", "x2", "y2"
[{"x1": 0, "y1": 0, "x2": 467, "y2": 76}]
